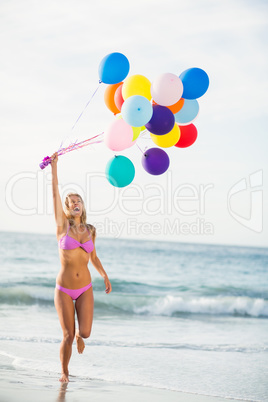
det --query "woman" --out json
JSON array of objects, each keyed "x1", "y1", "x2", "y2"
[{"x1": 51, "y1": 152, "x2": 112, "y2": 383}]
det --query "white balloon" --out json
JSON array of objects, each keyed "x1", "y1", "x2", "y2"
[{"x1": 151, "y1": 73, "x2": 183, "y2": 106}]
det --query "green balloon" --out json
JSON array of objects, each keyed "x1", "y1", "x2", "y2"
[
  {"x1": 105, "y1": 155, "x2": 135, "y2": 188},
  {"x1": 132, "y1": 126, "x2": 141, "y2": 141}
]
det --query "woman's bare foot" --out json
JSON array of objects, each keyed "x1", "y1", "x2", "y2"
[
  {"x1": 76, "y1": 329, "x2": 85, "y2": 354},
  {"x1": 59, "y1": 371, "x2": 69, "y2": 382}
]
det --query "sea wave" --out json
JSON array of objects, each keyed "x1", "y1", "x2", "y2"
[
  {"x1": 0, "y1": 286, "x2": 267, "y2": 318},
  {"x1": 0, "y1": 287, "x2": 54, "y2": 306},
  {"x1": 133, "y1": 295, "x2": 268, "y2": 318},
  {"x1": 0, "y1": 277, "x2": 266, "y2": 299},
  {"x1": 96, "y1": 294, "x2": 268, "y2": 318}
]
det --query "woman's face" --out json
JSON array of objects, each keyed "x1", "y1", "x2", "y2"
[{"x1": 68, "y1": 195, "x2": 83, "y2": 218}]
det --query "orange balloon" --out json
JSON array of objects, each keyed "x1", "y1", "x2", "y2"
[
  {"x1": 104, "y1": 82, "x2": 122, "y2": 114},
  {"x1": 168, "y1": 98, "x2": 184, "y2": 114},
  {"x1": 152, "y1": 98, "x2": 184, "y2": 114}
]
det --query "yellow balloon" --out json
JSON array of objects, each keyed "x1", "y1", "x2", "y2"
[
  {"x1": 150, "y1": 124, "x2": 180, "y2": 148},
  {"x1": 122, "y1": 74, "x2": 151, "y2": 100}
]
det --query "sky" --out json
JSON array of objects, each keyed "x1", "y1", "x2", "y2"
[{"x1": 1, "y1": 0, "x2": 268, "y2": 247}]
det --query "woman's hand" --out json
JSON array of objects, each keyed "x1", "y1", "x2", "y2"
[
  {"x1": 50, "y1": 152, "x2": 58, "y2": 168},
  {"x1": 104, "y1": 276, "x2": 112, "y2": 294}
]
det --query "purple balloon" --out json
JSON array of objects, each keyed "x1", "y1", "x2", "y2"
[
  {"x1": 142, "y1": 147, "x2": 170, "y2": 175},
  {"x1": 145, "y1": 105, "x2": 175, "y2": 135}
]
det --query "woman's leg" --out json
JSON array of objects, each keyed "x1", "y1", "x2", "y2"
[
  {"x1": 54, "y1": 288, "x2": 75, "y2": 382},
  {"x1": 75, "y1": 286, "x2": 94, "y2": 353}
]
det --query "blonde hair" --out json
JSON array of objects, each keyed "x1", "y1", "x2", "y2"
[{"x1": 64, "y1": 193, "x2": 96, "y2": 238}]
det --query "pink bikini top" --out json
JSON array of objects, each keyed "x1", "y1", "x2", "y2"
[{"x1": 59, "y1": 224, "x2": 94, "y2": 253}]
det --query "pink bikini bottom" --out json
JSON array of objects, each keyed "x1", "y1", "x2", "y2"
[{"x1": 56, "y1": 282, "x2": 92, "y2": 301}]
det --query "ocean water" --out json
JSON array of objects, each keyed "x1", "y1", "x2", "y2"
[{"x1": 0, "y1": 231, "x2": 267, "y2": 401}]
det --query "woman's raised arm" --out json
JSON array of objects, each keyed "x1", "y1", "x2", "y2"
[{"x1": 51, "y1": 152, "x2": 67, "y2": 234}]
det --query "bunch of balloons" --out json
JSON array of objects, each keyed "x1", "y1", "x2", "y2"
[{"x1": 99, "y1": 52, "x2": 209, "y2": 188}]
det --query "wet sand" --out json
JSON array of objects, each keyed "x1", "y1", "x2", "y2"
[{"x1": 0, "y1": 355, "x2": 242, "y2": 402}]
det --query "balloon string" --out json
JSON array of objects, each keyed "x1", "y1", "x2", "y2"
[
  {"x1": 57, "y1": 132, "x2": 104, "y2": 155},
  {"x1": 71, "y1": 81, "x2": 102, "y2": 130},
  {"x1": 39, "y1": 132, "x2": 104, "y2": 169},
  {"x1": 136, "y1": 142, "x2": 145, "y2": 155}
]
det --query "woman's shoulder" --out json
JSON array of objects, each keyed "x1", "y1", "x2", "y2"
[{"x1": 86, "y1": 224, "x2": 96, "y2": 237}]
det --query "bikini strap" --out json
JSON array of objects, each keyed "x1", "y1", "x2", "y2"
[{"x1": 66, "y1": 223, "x2": 71, "y2": 234}]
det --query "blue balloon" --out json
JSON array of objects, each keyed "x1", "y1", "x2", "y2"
[
  {"x1": 99, "y1": 53, "x2": 130, "y2": 84},
  {"x1": 121, "y1": 95, "x2": 153, "y2": 127},
  {"x1": 105, "y1": 155, "x2": 135, "y2": 188},
  {"x1": 174, "y1": 99, "x2": 199, "y2": 125},
  {"x1": 179, "y1": 68, "x2": 209, "y2": 99}
]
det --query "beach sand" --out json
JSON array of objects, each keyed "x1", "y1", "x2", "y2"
[{"x1": 0, "y1": 355, "x2": 240, "y2": 402}]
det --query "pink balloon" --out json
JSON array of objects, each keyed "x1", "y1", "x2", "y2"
[
  {"x1": 151, "y1": 73, "x2": 183, "y2": 106},
  {"x1": 104, "y1": 119, "x2": 136, "y2": 151}
]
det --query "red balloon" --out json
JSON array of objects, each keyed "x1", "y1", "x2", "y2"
[
  {"x1": 175, "y1": 124, "x2": 198, "y2": 148},
  {"x1": 114, "y1": 83, "x2": 124, "y2": 111}
]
